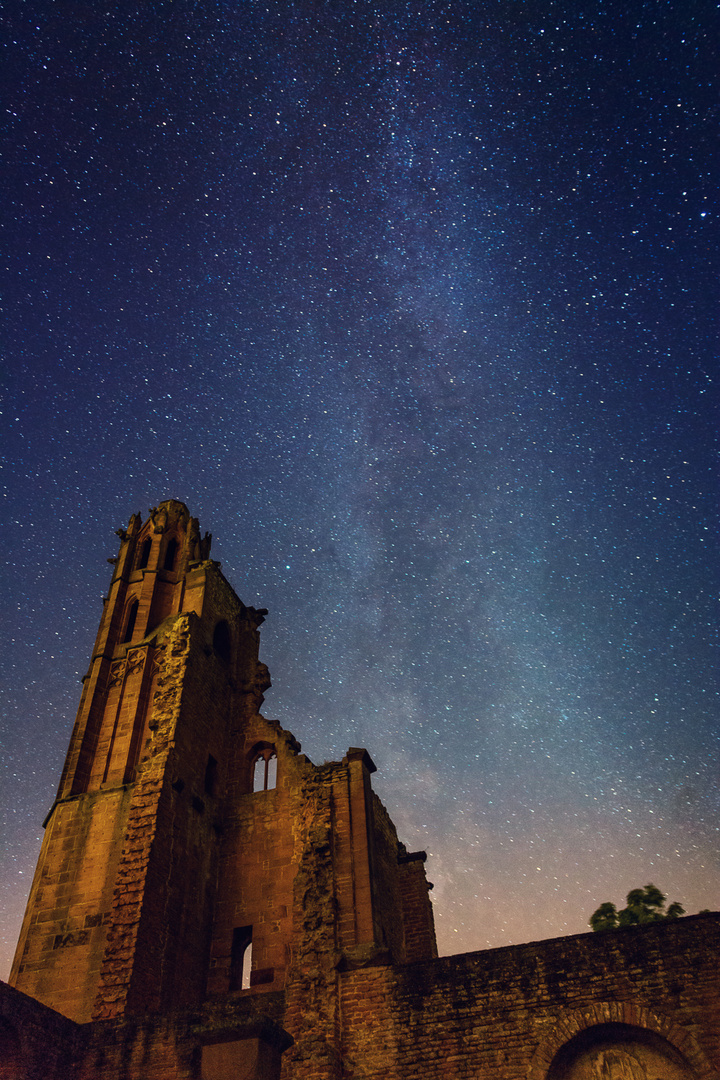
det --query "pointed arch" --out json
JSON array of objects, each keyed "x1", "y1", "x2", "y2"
[
  {"x1": 163, "y1": 536, "x2": 179, "y2": 571},
  {"x1": 529, "y1": 1003, "x2": 716, "y2": 1080},
  {"x1": 122, "y1": 598, "x2": 139, "y2": 643},
  {"x1": 250, "y1": 743, "x2": 277, "y2": 792},
  {"x1": 136, "y1": 536, "x2": 152, "y2": 569}
]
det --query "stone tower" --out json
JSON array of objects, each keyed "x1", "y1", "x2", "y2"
[{"x1": 9, "y1": 500, "x2": 437, "y2": 1050}]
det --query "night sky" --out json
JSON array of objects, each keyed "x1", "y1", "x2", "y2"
[{"x1": 2, "y1": 0, "x2": 717, "y2": 977}]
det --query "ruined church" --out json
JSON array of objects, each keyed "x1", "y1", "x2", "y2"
[{"x1": 2, "y1": 500, "x2": 718, "y2": 1079}]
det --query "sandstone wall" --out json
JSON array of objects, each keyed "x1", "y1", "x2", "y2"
[{"x1": 9, "y1": 786, "x2": 132, "y2": 1022}]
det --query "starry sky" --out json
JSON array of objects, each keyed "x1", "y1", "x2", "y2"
[{"x1": 1, "y1": 0, "x2": 718, "y2": 977}]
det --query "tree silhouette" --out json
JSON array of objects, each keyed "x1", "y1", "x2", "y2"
[{"x1": 589, "y1": 884, "x2": 685, "y2": 931}]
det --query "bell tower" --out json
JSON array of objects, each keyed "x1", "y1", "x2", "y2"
[
  {"x1": 56, "y1": 500, "x2": 214, "y2": 798},
  {"x1": 9, "y1": 500, "x2": 271, "y2": 1022}
]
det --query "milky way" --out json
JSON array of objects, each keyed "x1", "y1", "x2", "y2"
[{"x1": 2, "y1": 0, "x2": 717, "y2": 975}]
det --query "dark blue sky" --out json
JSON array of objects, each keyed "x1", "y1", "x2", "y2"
[{"x1": 1, "y1": 0, "x2": 717, "y2": 974}]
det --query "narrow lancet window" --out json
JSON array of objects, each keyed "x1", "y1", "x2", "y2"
[
  {"x1": 230, "y1": 926, "x2": 252, "y2": 991},
  {"x1": 163, "y1": 537, "x2": 178, "y2": 571},
  {"x1": 137, "y1": 537, "x2": 152, "y2": 569},
  {"x1": 122, "y1": 599, "x2": 139, "y2": 643}
]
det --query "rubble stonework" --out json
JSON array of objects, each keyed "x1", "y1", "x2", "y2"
[{"x1": 2, "y1": 502, "x2": 718, "y2": 1079}]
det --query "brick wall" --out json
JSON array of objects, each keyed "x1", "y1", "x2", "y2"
[
  {"x1": 397, "y1": 851, "x2": 437, "y2": 963},
  {"x1": 338, "y1": 913, "x2": 720, "y2": 1080},
  {"x1": 0, "y1": 981, "x2": 79, "y2": 1080},
  {"x1": 8, "y1": 914, "x2": 714, "y2": 1079},
  {"x1": 76, "y1": 990, "x2": 289, "y2": 1080}
]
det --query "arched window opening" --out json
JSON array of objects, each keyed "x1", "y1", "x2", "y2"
[
  {"x1": 122, "y1": 599, "x2": 139, "y2": 643},
  {"x1": 252, "y1": 748, "x2": 277, "y2": 792},
  {"x1": 163, "y1": 537, "x2": 179, "y2": 571},
  {"x1": 230, "y1": 926, "x2": 252, "y2": 991},
  {"x1": 137, "y1": 536, "x2": 152, "y2": 569},
  {"x1": 213, "y1": 620, "x2": 231, "y2": 664}
]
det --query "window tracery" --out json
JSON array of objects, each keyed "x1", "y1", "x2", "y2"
[{"x1": 252, "y1": 747, "x2": 277, "y2": 791}]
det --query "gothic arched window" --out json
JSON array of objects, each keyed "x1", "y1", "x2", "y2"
[
  {"x1": 137, "y1": 536, "x2": 152, "y2": 569},
  {"x1": 163, "y1": 537, "x2": 179, "y2": 571},
  {"x1": 252, "y1": 747, "x2": 277, "y2": 792},
  {"x1": 122, "y1": 599, "x2": 139, "y2": 643}
]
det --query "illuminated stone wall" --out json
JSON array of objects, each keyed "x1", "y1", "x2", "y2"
[{"x1": 3, "y1": 504, "x2": 717, "y2": 1079}]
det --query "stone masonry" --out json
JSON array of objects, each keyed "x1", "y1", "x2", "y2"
[{"x1": 2, "y1": 501, "x2": 718, "y2": 1080}]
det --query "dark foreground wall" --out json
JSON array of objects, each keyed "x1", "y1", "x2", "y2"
[
  {"x1": 0, "y1": 980, "x2": 80, "y2": 1079},
  {"x1": 1, "y1": 913, "x2": 718, "y2": 1079},
  {"x1": 0, "y1": 981, "x2": 290, "y2": 1080}
]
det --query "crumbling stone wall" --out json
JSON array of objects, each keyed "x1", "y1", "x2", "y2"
[
  {"x1": 92, "y1": 614, "x2": 195, "y2": 1019},
  {"x1": 397, "y1": 850, "x2": 437, "y2": 964},
  {"x1": 282, "y1": 767, "x2": 342, "y2": 1080},
  {"x1": 94, "y1": 580, "x2": 258, "y2": 1020}
]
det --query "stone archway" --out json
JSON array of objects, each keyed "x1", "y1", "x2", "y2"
[{"x1": 528, "y1": 1003, "x2": 716, "y2": 1080}]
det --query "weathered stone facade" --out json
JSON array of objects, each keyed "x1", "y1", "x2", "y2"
[{"x1": 2, "y1": 501, "x2": 718, "y2": 1079}]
